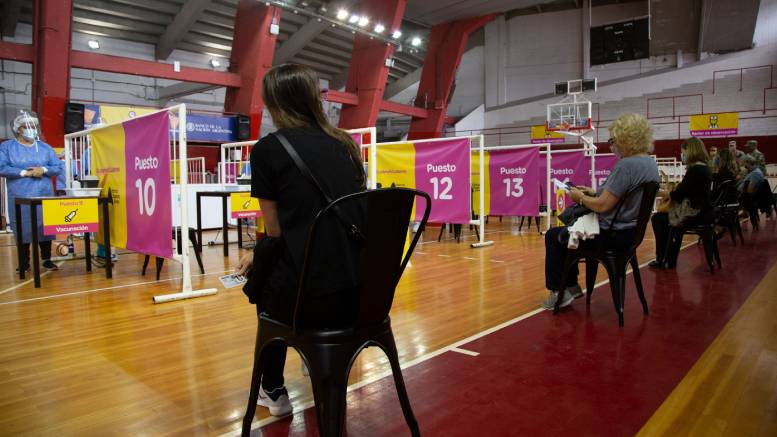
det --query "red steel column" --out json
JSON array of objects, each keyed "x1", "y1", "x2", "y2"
[
  {"x1": 32, "y1": 0, "x2": 73, "y2": 148},
  {"x1": 224, "y1": 0, "x2": 280, "y2": 139},
  {"x1": 407, "y1": 15, "x2": 495, "y2": 140},
  {"x1": 338, "y1": 0, "x2": 407, "y2": 130}
]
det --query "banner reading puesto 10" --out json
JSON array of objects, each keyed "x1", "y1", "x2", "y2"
[
  {"x1": 376, "y1": 138, "x2": 471, "y2": 224},
  {"x1": 91, "y1": 111, "x2": 173, "y2": 259}
]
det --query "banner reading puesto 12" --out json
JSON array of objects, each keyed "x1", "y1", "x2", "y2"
[
  {"x1": 376, "y1": 138, "x2": 471, "y2": 224},
  {"x1": 91, "y1": 111, "x2": 173, "y2": 259}
]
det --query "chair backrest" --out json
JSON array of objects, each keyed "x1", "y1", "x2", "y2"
[
  {"x1": 713, "y1": 179, "x2": 739, "y2": 207},
  {"x1": 294, "y1": 188, "x2": 432, "y2": 330},
  {"x1": 609, "y1": 181, "x2": 659, "y2": 251}
]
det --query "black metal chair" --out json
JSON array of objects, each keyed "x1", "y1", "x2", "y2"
[
  {"x1": 713, "y1": 180, "x2": 744, "y2": 246},
  {"x1": 665, "y1": 221, "x2": 721, "y2": 273},
  {"x1": 554, "y1": 182, "x2": 659, "y2": 326},
  {"x1": 241, "y1": 188, "x2": 430, "y2": 437},
  {"x1": 141, "y1": 227, "x2": 205, "y2": 280}
]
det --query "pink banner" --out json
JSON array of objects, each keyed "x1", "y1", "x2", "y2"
[
  {"x1": 414, "y1": 138, "x2": 471, "y2": 224},
  {"x1": 124, "y1": 112, "x2": 173, "y2": 259},
  {"x1": 489, "y1": 148, "x2": 540, "y2": 216},
  {"x1": 586, "y1": 154, "x2": 619, "y2": 190}
]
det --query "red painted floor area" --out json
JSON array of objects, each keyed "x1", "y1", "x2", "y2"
[{"x1": 255, "y1": 221, "x2": 777, "y2": 437}]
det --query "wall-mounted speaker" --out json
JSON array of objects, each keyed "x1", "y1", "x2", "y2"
[
  {"x1": 64, "y1": 102, "x2": 85, "y2": 134},
  {"x1": 236, "y1": 114, "x2": 251, "y2": 140}
]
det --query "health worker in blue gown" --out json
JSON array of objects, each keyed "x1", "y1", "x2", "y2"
[{"x1": 0, "y1": 113, "x2": 64, "y2": 272}]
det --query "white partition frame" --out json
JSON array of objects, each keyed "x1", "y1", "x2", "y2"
[
  {"x1": 0, "y1": 177, "x2": 9, "y2": 233},
  {"x1": 369, "y1": 135, "x2": 493, "y2": 248},
  {"x1": 349, "y1": 127, "x2": 377, "y2": 189},
  {"x1": 219, "y1": 140, "x2": 254, "y2": 185},
  {"x1": 64, "y1": 104, "x2": 216, "y2": 303}
]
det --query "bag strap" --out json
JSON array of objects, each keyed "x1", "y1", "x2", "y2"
[{"x1": 272, "y1": 132, "x2": 366, "y2": 243}]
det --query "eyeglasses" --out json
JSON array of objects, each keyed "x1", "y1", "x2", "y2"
[{"x1": 608, "y1": 138, "x2": 617, "y2": 146}]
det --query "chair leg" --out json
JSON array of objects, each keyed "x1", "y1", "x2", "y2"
[
  {"x1": 303, "y1": 344, "x2": 354, "y2": 437},
  {"x1": 630, "y1": 255, "x2": 649, "y2": 315},
  {"x1": 736, "y1": 220, "x2": 745, "y2": 244},
  {"x1": 155, "y1": 257, "x2": 164, "y2": 281},
  {"x1": 437, "y1": 224, "x2": 445, "y2": 242},
  {"x1": 377, "y1": 332, "x2": 421, "y2": 437},
  {"x1": 712, "y1": 234, "x2": 722, "y2": 269},
  {"x1": 518, "y1": 216, "x2": 525, "y2": 232},
  {"x1": 584, "y1": 259, "x2": 598, "y2": 305},
  {"x1": 142, "y1": 255, "x2": 150, "y2": 276},
  {"x1": 601, "y1": 258, "x2": 624, "y2": 326},
  {"x1": 701, "y1": 230, "x2": 715, "y2": 273},
  {"x1": 241, "y1": 331, "x2": 267, "y2": 437},
  {"x1": 727, "y1": 223, "x2": 737, "y2": 246},
  {"x1": 189, "y1": 230, "x2": 205, "y2": 274}
]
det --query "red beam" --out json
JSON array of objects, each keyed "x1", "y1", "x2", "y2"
[
  {"x1": 323, "y1": 89, "x2": 359, "y2": 106},
  {"x1": 224, "y1": 1, "x2": 279, "y2": 139},
  {"x1": 0, "y1": 41, "x2": 34, "y2": 63},
  {"x1": 70, "y1": 51, "x2": 242, "y2": 87},
  {"x1": 379, "y1": 100, "x2": 429, "y2": 118}
]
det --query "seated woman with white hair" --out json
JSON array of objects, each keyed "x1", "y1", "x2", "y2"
[
  {"x1": 541, "y1": 113, "x2": 660, "y2": 309},
  {"x1": 0, "y1": 112, "x2": 64, "y2": 272}
]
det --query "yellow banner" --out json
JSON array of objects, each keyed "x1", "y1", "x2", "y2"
[
  {"x1": 97, "y1": 106, "x2": 157, "y2": 125},
  {"x1": 91, "y1": 123, "x2": 128, "y2": 248},
  {"x1": 230, "y1": 192, "x2": 261, "y2": 219},
  {"x1": 471, "y1": 152, "x2": 490, "y2": 216},
  {"x1": 531, "y1": 125, "x2": 566, "y2": 144},
  {"x1": 42, "y1": 198, "x2": 99, "y2": 235},
  {"x1": 376, "y1": 142, "x2": 417, "y2": 219},
  {"x1": 689, "y1": 112, "x2": 738, "y2": 136}
]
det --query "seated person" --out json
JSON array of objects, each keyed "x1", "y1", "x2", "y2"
[
  {"x1": 744, "y1": 140, "x2": 766, "y2": 174},
  {"x1": 542, "y1": 113, "x2": 660, "y2": 309},
  {"x1": 740, "y1": 155, "x2": 772, "y2": 221},
  {"x1": 712, "y1": 148, "x2": 740, "y2": 201},
  {"x1": 740, "y1": 155, "x2": 765, "y2": 194},
  {"x1": 650, "y1": 137, "x2": 713, "y2": 268}
]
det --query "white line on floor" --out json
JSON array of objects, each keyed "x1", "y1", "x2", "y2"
[
  {"x1": 490, "y1": 259, "x2": 506, "y2": 263},
  {"x1": 0, "y1": 269, "x2": 232, "y2": 305},
  {"x1": 451, "y1": 347, "x2": 480, "y2": 356},
  {"x1": 230, "y1": 242, "x2": 699, "y2": 436},
  {"x1": 438, "y1": 254, "x2": 452, "y2": 258},
  {"x1": 462, "y1": 257, "x2": 478, "y2": 260},
  {"x1": 0, "y1": 261, "x2": 63, "y2": 296}
]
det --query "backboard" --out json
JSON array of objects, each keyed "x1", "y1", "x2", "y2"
[{"x1": 546, "y1": 100, "x2": 592, "y2": 132}]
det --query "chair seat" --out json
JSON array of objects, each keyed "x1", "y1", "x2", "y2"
[{"x1": 259, "y1": 314, "x2": 391, "y2": 342}]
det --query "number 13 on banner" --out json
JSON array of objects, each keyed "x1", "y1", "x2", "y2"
[{"x1": 503, "y1": 177, "x2": 524, "y2": 197}]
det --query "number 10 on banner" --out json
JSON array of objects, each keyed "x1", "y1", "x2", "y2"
[{"x1": 134, "y1": 178, "x2": 157, "y2": 216}]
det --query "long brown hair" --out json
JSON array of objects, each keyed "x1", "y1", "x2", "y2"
[
  {"x1": 717, "y1": 147, "x2": 739, "y2": 175},
  {"x1": 262, "y1": 64, "x2": 365, "y2": 186},
  {"x1": 681, "y1": 137, "x2": 709, "y2": 165}
]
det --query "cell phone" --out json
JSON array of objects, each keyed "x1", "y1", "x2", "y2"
[
  {"x1": 552, "y1": 178, "x2": 571, "y2": 192},
  {"x1": 219, "y1": 273, "x2": 247, "y2": 289}
]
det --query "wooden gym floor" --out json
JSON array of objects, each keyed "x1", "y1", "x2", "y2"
[{"x1": 0, "y1": 218, "x2": 775, "y2": 436}]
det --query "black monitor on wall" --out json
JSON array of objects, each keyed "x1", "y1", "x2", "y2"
[{"x1": 590, "y1": 17, "x2": 650, "y2": 66}]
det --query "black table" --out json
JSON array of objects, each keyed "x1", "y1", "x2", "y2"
[
  {"x1": 14, "y1": 195, "x2": 112, "y2": 288},
  {"x1": 196, "y1": 190, "x2": 249, "y2": 257}
]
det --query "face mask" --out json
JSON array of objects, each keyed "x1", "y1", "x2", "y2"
[
  {"x1": 680, "y1": 152, "x2": 687, "y2": 164},
  {"x1": 20, "y1": 129, "x2": 37, "y2": 141}
]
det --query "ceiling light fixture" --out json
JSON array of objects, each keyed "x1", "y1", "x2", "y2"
[
  {"x1": 348, "y1": 14, "x2": 360, "y2": 24},
  {"x1": 374, "y1": 23, "x2": 385, "y2": 33},
  {"x1": 336, "y1": 9, "x2": 348, "y2": 20},
  {"x1": 209, "y1": 58, "x2": 221, "y2": 68},
  {"x1": 358, "y1": 16, "x2": 369, "y2": 27},
  {"x1": 411, "y1": 36, "x2": 421, "y2": 47},
  {"x1": 392, "y1": 30, "x2": 402, "y2": 39},
  {"x1": 87, "y1": 39, "x2": 100, "y2": 50}
]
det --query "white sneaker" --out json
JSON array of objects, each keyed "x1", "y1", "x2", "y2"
[
  {"x1": 257, "y1": 386, "x2": 293, "y2": 416},
  {"x1": 541, "y1": 290, "x2": 574, "y2": 310}
]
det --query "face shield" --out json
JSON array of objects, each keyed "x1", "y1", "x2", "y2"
[{"x1": 12, "y1": 111, "x2": 41, "y2": 144}]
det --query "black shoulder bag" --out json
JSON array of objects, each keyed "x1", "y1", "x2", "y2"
[{"x1": 242, "y1": 132, "x2": 365, "y2": 304}]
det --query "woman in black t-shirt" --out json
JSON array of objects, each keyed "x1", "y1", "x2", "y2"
[
  {"x1": 235, "y1": 64, "x2": 365, "y2": 416},
  {"x1": 650, "y1": 137, "x2": 713, "y2": 268}
]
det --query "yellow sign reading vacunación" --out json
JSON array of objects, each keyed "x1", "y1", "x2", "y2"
[{"x1": 42, "y1": 198, "x2": 99, "y2": 236}]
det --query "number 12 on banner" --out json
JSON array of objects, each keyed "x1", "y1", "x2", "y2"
[
  {"x1": 134, "y1": 178, "x2": 157, "y2": 216},
  {"x1": 430, "y1": 177, "x2": 453, "y2": 200}
]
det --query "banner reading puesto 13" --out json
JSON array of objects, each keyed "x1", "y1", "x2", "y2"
[
  {"x1": 376, "y1": 138, "x2": 471, "y2": 224},
  {"x1": 92, "y1": 111, "x2": 173, "y2": 259}
]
